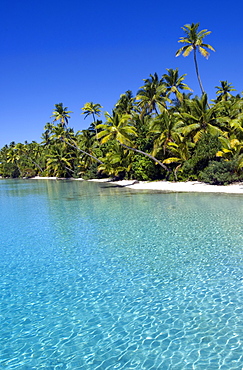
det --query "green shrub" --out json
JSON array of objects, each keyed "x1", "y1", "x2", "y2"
[
  {"x1": 182, "y1": 133, "x2": 222, "y2": 179},
  {"x1": 199, "y1": 160, "x2": 242, "y2": 185},
  {"x1": 131, "y1": 155, "x2": 162, "y2": 181}
]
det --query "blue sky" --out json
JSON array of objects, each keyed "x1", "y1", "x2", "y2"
[{"x1": 1, "y1": 0, "x2": 243, "y2": 147}]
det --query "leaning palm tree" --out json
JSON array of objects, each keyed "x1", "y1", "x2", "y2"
[
  {"x1": 50, "y1": 123, "x2": 104, "y2": 165},
  {"x1": 176, "y1": 23, "x2": 215, "y2": 94},
  {"x1": 97, "y1": 111, "x2": 169, "y2": 172}
]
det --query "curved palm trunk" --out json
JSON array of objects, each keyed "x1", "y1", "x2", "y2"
[
  {"x1": 119, "y1": 142, "x2": 170, "y2": 172},
  {"x1": 193, "y1": 48, "x2": 205, "y2": 94},
  {"x1": 62, "y1": 138, "x2": 104, "y2": 164},
  {"x1": 23, "y1": 154, "x2": 43, "y2": 173}
]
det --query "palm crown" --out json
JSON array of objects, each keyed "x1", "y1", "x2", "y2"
[{"x1": 176, "y1": 23, "x2": 215, "y2": 59}]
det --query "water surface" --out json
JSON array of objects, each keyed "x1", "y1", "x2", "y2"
[{"x1": 0, "y1": 179, "x2": 242, "y2": 369}]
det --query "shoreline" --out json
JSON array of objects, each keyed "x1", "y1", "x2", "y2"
[
  {"x1": 91, "y1": 179, "x2": 243, "y2": 194},
  {"x1": 20, "y1": 176, "x2": 243, "y2": 194}
]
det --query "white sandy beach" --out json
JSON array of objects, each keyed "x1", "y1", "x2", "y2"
[
  {"x1": 88, "y1": 178, "x2": 243, "y2": 194},
  {"x1": 29, "y1": 176, "x2": 243, "y2": 194}
]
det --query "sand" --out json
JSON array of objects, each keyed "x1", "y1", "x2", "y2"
[
  {"x1": 29, "y1": 177, "x2": 243, "y2": 194},
  {"x1": 106, "y1": 180, "x2": 243, "y2": 194}
]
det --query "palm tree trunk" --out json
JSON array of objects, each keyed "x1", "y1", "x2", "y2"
[
  {"x1": 23, "y1": 154, "x2": 43, "y2": 173},
  {"x1": 119, "y1": 142, "x2": 170, "y2": 172},
  {"x1": 193, "y1": 48, "x2": 205, "y2": 94},
  {"x1": 62, "y1": 138, "x2": 104, "y2": 164}
]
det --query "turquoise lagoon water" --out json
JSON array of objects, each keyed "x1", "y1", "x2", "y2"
[{"x1": 0, "y1": 179, "x2": 242, "y2": 369}]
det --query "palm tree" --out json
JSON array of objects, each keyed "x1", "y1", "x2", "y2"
[
  {"x1": 76, "y1": 129, "x2": 101, "y2": 168},
  {"x1": 136, "y1": 73, "x2": 170, "y2": 118},
  {"x1": 176, "y1": 23, "x2": 215, "y2": 94},
  {"x1": 97, "y1": 111, "x2": 169, "y2": 172},
  {"x1": 81, "y1": 102, "x2": 103, "y2": 138},
  {"x1": 149, "y1": 111, "x2": 182, "y2": 156},
  {"x1": 162, "y1": 68, "x2": 192, "y2": 102},
  {"x1": 214, "y1": 95, "x2": 243, "y2": 135},
  {"x1": 114, "y1": 90, "x2": 136, "y2": 114},
  {"x1": 14, "y1": 142, "x2": 43, "y2": 174},
  {"x1": 51, "y1": 103, "x2": 73, "y2": 127},
  {"x1": 46, "y1": 144, "x2": 75, "y2": 177},
  {"x1": 163, "y1": 137, "x2": 191, "y2": 180},
  {"x1": 98, "y1": 142, "x2": 133, "y2": 178},
  {"x1": 41, "y1": 123, "x2": 54, "y2": 147},
  {"x1": 81, "y1": 102, "x2": 103, "y2": 122},
  {"x1": 6, "y1": 146, "x2": 22, "y2": 176},
  {"x1": 178, "y1": 94, "x2": 224, "y2": 142},
  {"x1": 215, "y1": 81, "x2": 236, "y2": 102}
]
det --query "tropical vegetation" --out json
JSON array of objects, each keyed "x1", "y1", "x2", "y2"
[{"x1": 1, "y1": 23, "x2": 243, "y2": 185}]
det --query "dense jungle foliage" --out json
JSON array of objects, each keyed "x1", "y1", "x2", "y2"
[{"x1": 1, "y1": 23, "x2": 243, "y2": 184}]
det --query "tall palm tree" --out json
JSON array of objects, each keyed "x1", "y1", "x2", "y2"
[
  {"x1": 176, "y1": 23, "x2": 215, "y2": 94},
  {"x1": 51, "y1": 103, "x2": 73, "y2": 127}
]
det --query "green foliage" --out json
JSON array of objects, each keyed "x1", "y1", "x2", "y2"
[
  {"x1": 182, "y1": 133, "x2": 221, "y2": 178},
  {"x1": 1, "y1": 34, "x2": 243, "y2": 185},
  {"x1": 81, "y1": 163, "x2": 101, "y2": 180},
  {"x1": 131, "y1": 155, "x2": 161, "y2": 181},
  {"x1": 0, "y1": 161, "x2": 20, "y2": 178},
  {"x1": 199, "y1": 160, "x2": 243, "y2": 185}
]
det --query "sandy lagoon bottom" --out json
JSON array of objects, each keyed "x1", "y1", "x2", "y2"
[{"x1": 0, "y1": 179, "x2": 243, "y2": 369}]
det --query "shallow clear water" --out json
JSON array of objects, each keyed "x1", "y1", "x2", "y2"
[{"x1": 0, "y1": 179, "x2": 242, "y2": 369}]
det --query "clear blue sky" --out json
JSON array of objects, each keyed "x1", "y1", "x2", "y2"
[{"x1": 1, "y1": 0, "x2": 242, "y2": 147}]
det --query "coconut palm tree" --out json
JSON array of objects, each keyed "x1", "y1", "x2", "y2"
[
  {"x1": 163, "y1": 138, "x2": 191, "y2": 180},
  {"x1": 98, "y1": 142, "x2": 133, "y2": 178},
  {"x1": 176, "y1": 23, "x2": 215, "y2": 94},
  {"x1": 51, "y1": 103, "x2": 73, "y2": 127},
  {"x1": 162, "y1": 68, "x2": 192, "y2": 102},
  {"x1": 46, "y1": 144, "x2": 75, "y2": 177},
  {"x1": 97, "y1": 111, "x2": 169, "y2": 172},
  {"x1": 6, "y1": 146, "x2": 22, "y2": 176},
  {"x1": 215, "y1": 97, "x2": 243, "y2": 139},
  {"x1": 149, "y1": 111, "x2": 182, "y2": 156},
  {"x1": 14, "y1": 142, "x2": 43, "y2": 174},
  {"x1": 81, "y1": 102, "x2": 103, "y2": 122},
  {"x1": 81, "y1": 102, "x2": 103, "y2": 138},
  {"x1": 114, "y1": 90, "x2": 136, "y2": 114},
  {"x1": 178, "y1": 94, "x2": 224, "y2": 142},
  {"x1": 136, "y1": 73, "x2": 170, "y2": 118},
  {"x1": 215, "y1": 81, "x2": 236, "y2": 102}
]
